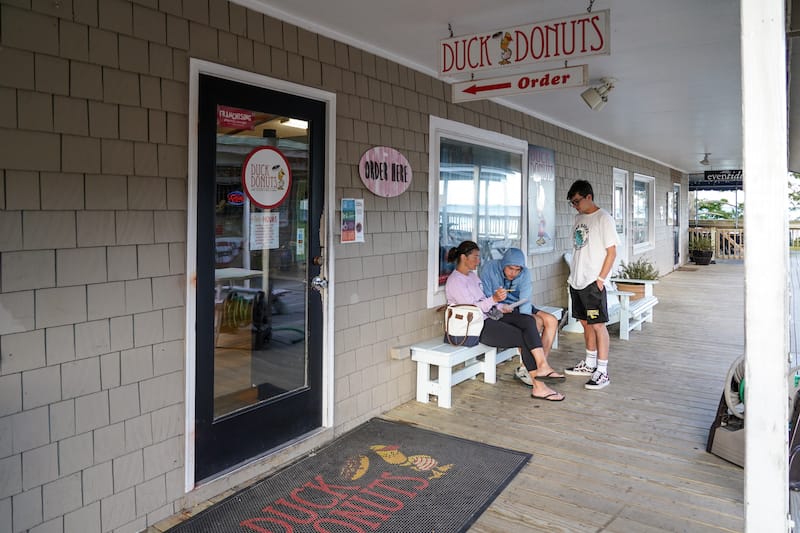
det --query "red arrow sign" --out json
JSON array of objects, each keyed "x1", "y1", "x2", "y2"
[
  {"x1": 452, "y1": 65, "x2": 587, "y2": 103},
  {"x1": 463, "y1": 82, "x2": 512, "y2": 95}
]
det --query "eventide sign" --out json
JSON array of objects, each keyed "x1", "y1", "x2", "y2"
[
  {"x1": 439, "y1": 10, "x2": 609, "y2": 76},
  {"x1": 689, "y1": 170, "x2": 743, "y2": 191},
  {"x1": 241, "y1": 146, "x2": 291, "y2": 209},
  {"x1": 217, "y1": 105, "x2": 256, "y2": 129},
  {"x1": 452, "y1": 65, "x2": 587, "y2": 103}
]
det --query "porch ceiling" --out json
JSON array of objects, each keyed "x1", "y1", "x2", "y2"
[{"x1": 237, "y1": 0, "x2": 768, "y2": 174}]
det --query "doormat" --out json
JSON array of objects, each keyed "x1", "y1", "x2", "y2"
[
  {"x1": 678, "y1": 266, "x2": 698, "y2": 271},
  {"x1": 169, "y1": 418, "x2": 531, "y2": 533}
]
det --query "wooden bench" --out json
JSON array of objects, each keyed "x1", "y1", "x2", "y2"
[
  {"x1": 410, "y1": 338, "x2": 521, "y2": 408},
  {"x1": 608, "y1": 278, "x2": 658, "y2": 340},
  {"x1": 411, "y1": 305, "x2": 562, "y2": 408}
]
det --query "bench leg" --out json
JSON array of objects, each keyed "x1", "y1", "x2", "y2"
[
  {"x1": 438, "y1": 366, "x2": 453, "y2": 408},
  {"x1": 483, "y1": 347, "x2": 497, "y2": 384},
  {"x1": 415, "y1": 361, "x2": 431, "y2": 404},
  {"x1": 619, "y1": 296, "x2": 631, "y2": 340}
]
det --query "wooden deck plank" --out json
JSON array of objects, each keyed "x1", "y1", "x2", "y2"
[{"x1": 383, "y1": 260, "x2": 747, "y2": 531}]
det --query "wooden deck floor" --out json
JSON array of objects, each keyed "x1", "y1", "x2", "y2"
[
  {"x1": 384, "y1": 261, "x2": 746, "y2": 532},
  {"x1": 152, "y1": 260, "x2": 749, "y2": 533}
]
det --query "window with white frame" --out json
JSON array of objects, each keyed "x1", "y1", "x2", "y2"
[
  {"x1": 632, "y1": 173, "x2": 655, "y2": 252},
  {"x1": 427, "y1": 117, "x2": 527, "y2": 307}
]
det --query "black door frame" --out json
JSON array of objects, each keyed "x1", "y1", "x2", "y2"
[{"x1": 186, "y1": 61, "x2": 335, "y2": 486}]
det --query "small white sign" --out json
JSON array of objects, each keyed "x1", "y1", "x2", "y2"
[
  {"x1": 250, "y1": 211, "x2": 279, "y2": 250},
  {"x1": 296, "y1": 227, "x2": 305, "y2": 259},
  {"x1": 452, "y1": 65, "x2": 587, "y2": 103}
]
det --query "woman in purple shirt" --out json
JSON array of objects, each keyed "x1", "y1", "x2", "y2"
[{"x1": 444, "y1": 241, "x2": 565, "y2": 401}]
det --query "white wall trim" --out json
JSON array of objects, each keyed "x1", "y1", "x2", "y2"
[{"x1": 184, "y1": 59, "x2": 337, "y2": 492}]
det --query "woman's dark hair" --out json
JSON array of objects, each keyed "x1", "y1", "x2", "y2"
[
  {"x1": 567, "y1": 179, "x2": 593, "y2": 200},
  {"x1": 446, "y1": 240, "x2": 479, "y2": 263}
]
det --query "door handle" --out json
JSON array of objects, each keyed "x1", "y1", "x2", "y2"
[{"x1": 311, "y1": 276, "x2": 328, "y2": 292}]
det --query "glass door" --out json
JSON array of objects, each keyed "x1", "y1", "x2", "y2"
[
  {"x1": 672, "y1": 183, "x2": 681, "y2": 266},
  {"x1": 613, "y1": 168, "x2": 629, "y2": 267},
  {"x1": 194, "y1": 74, "x2": 325, "y2": 481}
]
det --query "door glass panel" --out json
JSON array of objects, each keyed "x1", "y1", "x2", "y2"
[{"x1": 213, "y1": 109, "x2": 309, "y2": 419}]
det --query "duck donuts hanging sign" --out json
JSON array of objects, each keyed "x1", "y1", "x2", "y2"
[
  {"x1": 241, "y1": 146, "x2": 292, "y2": 209},
  {"x1": 359, "y1": 146, "x2": 412, "y2": 197}
]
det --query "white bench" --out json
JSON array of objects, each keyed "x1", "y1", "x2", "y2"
[
  {"x1": 410, "y1": 339, "x2": 520, "y2": 408},
  {"x1": 608, "y1": 278, "x2": 658, "y2": 340},
  {"x1": 411, "y1": 305, "x2": 562, "y2": 408}
]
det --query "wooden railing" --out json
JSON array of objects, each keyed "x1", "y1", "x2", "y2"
[
  {"x1": 790, "y1": 222, "x2": 800, "y2": 249},
  {"x1": 689, "y1": 221, "x2": 744, "y2": 260}
]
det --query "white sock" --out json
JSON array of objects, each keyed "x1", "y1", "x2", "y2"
[
  {"x1": 585, "y1": 350, "x2": 597, "y2": 368},
  {"x1": 597, "y1": 359, "x2": 608, "y2": 375}
]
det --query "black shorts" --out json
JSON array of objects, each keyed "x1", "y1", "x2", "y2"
[{"x1": 570, "y1": 283, "x2": 609, "y2": 324}]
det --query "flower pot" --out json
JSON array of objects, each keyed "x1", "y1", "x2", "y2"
[
  {"x1": 614, "y1": 281, "x2": 646, "y2": 301},
  {"x1": 692, "y1": 250, "x2": 713, "y2": 265}
]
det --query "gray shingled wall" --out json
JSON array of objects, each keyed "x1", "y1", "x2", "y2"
[{"x1": 0, "y1": 1, "x2": 678, "y2": 532}]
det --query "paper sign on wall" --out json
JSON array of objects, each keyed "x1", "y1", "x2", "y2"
[
  {"x1": 341, "y1": 198, "x2": 365, "y2": 243},
  {"x1": 250, "y1": 212, "x2": 279, "y2": 250}
]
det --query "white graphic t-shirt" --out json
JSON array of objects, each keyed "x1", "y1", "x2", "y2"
[{"x1": 568, "y1": 208, "x2": 618, "y2": 290}]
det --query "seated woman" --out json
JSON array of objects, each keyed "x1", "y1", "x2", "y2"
[{"x1": 444, "y1": 240, "x2": 565, "y2": 401}]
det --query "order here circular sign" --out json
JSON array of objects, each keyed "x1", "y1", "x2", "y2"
[
  {"x1": 359, "y1": 146, "x2": 412, "y2": 197},
  {"x1": 241, "y1": 146, "x2": 292, "y2": 209}
]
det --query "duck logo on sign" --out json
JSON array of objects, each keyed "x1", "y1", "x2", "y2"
[{"x1": 241, "y1": 146, "x2": 291, "y2": 209}]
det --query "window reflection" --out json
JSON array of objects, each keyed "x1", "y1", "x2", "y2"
[
  {"x1": 633, "y1": 175, "x2": 654, "y2": 248},
  {"x1": 437, "y1": 138, "x2": 522, "y2": 285}
]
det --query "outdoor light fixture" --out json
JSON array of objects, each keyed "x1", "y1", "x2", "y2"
[
  {"x1": 700, "y1": 153, "x2": 711, "y2": 165},
  {"x1": 580, "y1": 77, "x2": 616, "y2": 111},
  {"x1": 281, "y1": 118, "x2": 308, "y2": 130}
]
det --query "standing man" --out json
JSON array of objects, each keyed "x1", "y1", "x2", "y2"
[
  {"x1": 480, "y1": 248, "x2": 563, "y2": 385},
  {"x1": 564, "y1": 180, "x2": 618, "y2": 389}
]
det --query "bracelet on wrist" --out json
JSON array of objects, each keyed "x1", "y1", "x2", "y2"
[{"x1": 597, "y1": 276, "x2": 606, "y2": 282}]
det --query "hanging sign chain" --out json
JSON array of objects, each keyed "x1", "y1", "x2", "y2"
[{"x1": 587, "y1": 0, "x2": 595, "y2": 13}]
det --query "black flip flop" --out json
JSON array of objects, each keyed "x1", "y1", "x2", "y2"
[
  {"x1": 531, "y1": 391, "x2": 565, "y2": 402},
  {"x1": 536, "y1": 371, "x2": 566, "y2": 382}
]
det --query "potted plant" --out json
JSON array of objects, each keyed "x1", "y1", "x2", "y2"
[
  {"x1": 689, "y1": 234, "x2": 715, "y2": 265},
  {"x1": 613, "y1": 257, "x2": 659, "y2": 300}
]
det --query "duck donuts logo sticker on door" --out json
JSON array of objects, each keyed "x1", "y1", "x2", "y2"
[
  {"x1": 359, "y1": 146, "x2": 412, "y2": 197},
  {"x1": 241, "y1": 146, "x2": 291, "y2": 209}
]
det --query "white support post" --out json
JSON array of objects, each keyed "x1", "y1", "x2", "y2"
[{"x1": 741, "y1": 0, "x2": 789, "y2": 529}]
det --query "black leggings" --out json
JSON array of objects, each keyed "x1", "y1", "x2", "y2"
[{"x1": 479, "y1": 312, "x2": 543, "y2": 371}]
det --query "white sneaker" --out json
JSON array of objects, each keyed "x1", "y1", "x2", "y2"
[
  {"x1": 514, "y1": 366, "x2": 533, "y2": 386},
  {"x1": 564, "y1": 360, "x2": 596, "y2": 376},
  {"x1": 585, "y1": 370, "x2": 610, "y2": 390}
]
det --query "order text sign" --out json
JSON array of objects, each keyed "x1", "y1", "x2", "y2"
[{"x1": 452, "y1": 65, "x2": 586, "y2": 103}]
